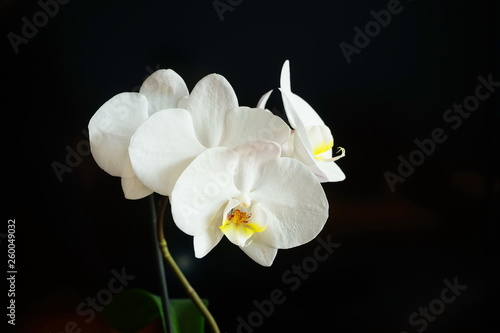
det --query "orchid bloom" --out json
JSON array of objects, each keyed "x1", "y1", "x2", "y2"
[
  {"x1": 170, "y1": 141, "x2": 329, "y2": 266},
  {"x1": 88, "y1": 69, "x2": 189, "y2": 199},
  {"x1": 258, "y1": 60, "x2": 346, "y2": 182},
  {"x1": 128, "y1": 73, "x2": 291, "y2": 197}
]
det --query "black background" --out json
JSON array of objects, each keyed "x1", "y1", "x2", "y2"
[{"x1": 2, "y1": 0, "x2": 499, "y2": 332}]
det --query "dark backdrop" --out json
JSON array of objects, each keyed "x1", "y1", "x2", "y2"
[{"x1": 3, "y1": 0, "x2": 498, "y2": 332}]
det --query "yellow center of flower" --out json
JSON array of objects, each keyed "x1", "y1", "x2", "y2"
[
  {"x1": 313, "y1": 140, "x2": 334, "y2": 160},
  {"x1": 220, "y1": 208, "x2": 266, "y2": 247},
  {"x1": 228, "y1": 209, "x2": 251, "y2": 224}
]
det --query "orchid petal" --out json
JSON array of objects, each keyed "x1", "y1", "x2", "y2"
[
  {"x1": 251, "y1": 157, "x2": 329, "y2": 249},
  {"x1": 139, "y1": 69, "x2": 189, "y2": 116},
  {"x1": 315, "y1": 160, "x2": 346, "y2": 182},
  {"x1": 177, "y1": 95, "x2": 189, "y2": 109},
  {"x1": 280, "y1": 60, "x2": 292, "y2": 92},
  {"x1": 183, "y1": 74, "x2": 239, "y2": 147},
  {"x1": 257, "y1": 89, "x2": 273, "y2": 109},
  {"x1": 193, "y1": 207, "x2": 225, "y2": 258},
  {"x1": 89, "y1": 93, "x2": 148, "y2": 177},
  {"x1": 121, "y1": 176, "x2": 153, "y2": 199},
  {"x1": 239, "y1": 240, "x2": 278, "y2": 267},
  {"x1": 220, "y1": 107, "x2": 291, "y2": 150},
  {"x1": 170, "y1": 148, "x2": 240, "y2": 236},
  {"x1": 129, "y1": 108, "x2": 206, "y2": 196},
  {"x1": 280, "y1": 60, "x2": 324, "y2": 127},
  {"x1": 280, "y1": 88, "x2": 314, "y2": 156},
  {"x1": 287, "y1": 93, "x2": 325, "y2": 127},
  {"x1": 232, "y1": 141, "x2": 281, "y2": 194},
  {"x1": 280, "y1": 131, "x2": 296, "y2": 158}
]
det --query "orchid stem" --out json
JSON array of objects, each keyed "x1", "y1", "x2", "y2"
[{"x1": 156, "y1": 195, "x2": 220, "y2": 333}]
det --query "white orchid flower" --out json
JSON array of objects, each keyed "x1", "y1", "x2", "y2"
[
  {"x1": 170, "y1": 141, "x2": 329, "y2": 266},
  {"x1": 128, "y1": 73, "x2": 291, "y2": 197},
  {"x1": 258, "y1": 60, "x2": 346, "y2": 182},
  {"x1": 88, "y1": 69, "x2": 189, "y2": 199}
]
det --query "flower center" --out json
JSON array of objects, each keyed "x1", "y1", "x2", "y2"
[
  {"x1": 227, "y1": 209, "x2": 251, "y2": 224},
  {"x1": 220, "y1": 204, "x2": 266, "y2": 247}
]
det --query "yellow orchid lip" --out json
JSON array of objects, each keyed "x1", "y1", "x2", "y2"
[
  {"x1": 220, "y1": 208, "x2": 267, "y2": 246},
  {"x1": 313, "y1": 140, "x2": 334, "y2": 159}
]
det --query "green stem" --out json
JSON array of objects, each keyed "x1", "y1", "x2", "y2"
[{"x1": 156, "y1": 195, "x2": 220, "y2": 333}]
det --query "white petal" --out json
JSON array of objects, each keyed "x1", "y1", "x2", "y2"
[
  {"x1": 183, "y1": 74, "x2": 238, "y2": 147},
  {"x1": 257, "y1": 89, "x2": 273, "y2": 109},
  {"x1": 89, "y1": 93, "x2": 148, "y2": 177},
  {"x1": 170, "y1": 147, "x2": 240, "y2": 236},
  {"x1": 177, "y1": 95, "x2": 189, "y2": 109},
  {"x1": 139, "y1": 69, "x2": 189, "y2": 116},
  {"x1": 287, "y1": 93, "x2": 325, "y2": 127},
  {"x1": 121, "y1": 176, "x2": 153, "y2": 199},
  {"x1": 193, "y1": 221, "x2": 225, "y2": 258},
  {"x1": 279, "y1": 61, "x2": 324, "y2": 127},
  {"x1": 129, "y1": 108, "x2": 206, "y2": 196},
  {"x1": 252, "y1": 157, "x2": 329, "y2": 249},
  {"x1": 220, "y1": 107, "x2": 291, "y2": 150},
  {"x1": 239, "y1": 241, "x2": 278, "y2": 266},
  {"x1": 281, "y1": 131, "x2": 296, "y2": 157},
  {"x1": 280, "y1": 88, "x2": 313, "y2": 150},
  {"x1": 280, "y1": 60, "x2": 292, "y2": 92},
  {"x1": 232, "y1": 141, "x2": 281, "y2": 194},
  {"x1": 315, "y1": 160, "x2": 346, "y2": 182}
]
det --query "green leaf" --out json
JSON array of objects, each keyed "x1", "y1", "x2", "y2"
[
  {"x1": 170, "y1": 299, "x2": 208, "y2": 333},
  {"x1": 104, "y1": 288, "x2": 208, "y2": 333},
  {"x1": 103, "y1": 288, "x2": 166, "y2": 333}
]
